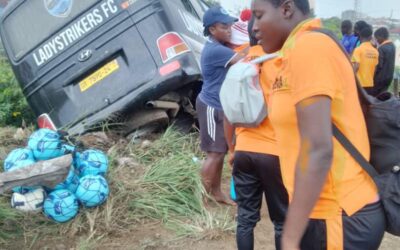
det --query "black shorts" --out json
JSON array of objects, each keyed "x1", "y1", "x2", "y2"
[
  {"x1": 196, "y1": 96, "x2": 228, "y2": 153},
  {"x1": 300, "y1": 201, "x2": 385, "y2": 250}
]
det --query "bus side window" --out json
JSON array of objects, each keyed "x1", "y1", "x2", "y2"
[
  {"x1": 198, "y1": 0, "x2": 210, "y2": 11},
  {"x1": 181, "y1": 0, "x2": 200, "y2": 20}
]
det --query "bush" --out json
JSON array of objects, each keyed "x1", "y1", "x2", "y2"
[
  {"x1": 322, "y1": 17, "x2": 342, "y2": 39},
  {"x1": 0, "y1": 55, "x2": 35, "y2": 127}
]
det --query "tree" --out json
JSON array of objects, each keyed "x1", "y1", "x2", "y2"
[{"x1": 0, "y1": 56, "x2": 35, "y2": 126}]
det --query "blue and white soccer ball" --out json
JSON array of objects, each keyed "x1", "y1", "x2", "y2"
[
  {"x1": 11, "y1": 188, "x2": 46, "y2": 212},
  {"x1": 3, "y1": 148, "x2": 34, "y2": 172},
  {"x1": 52, "y1": 166, "x2": 80, "y2": 193},
  {"x1": 44, "y1": 0, "x2": 73, "y2": 18},
  {"x1": 43, "y1": 189, "x2": 79, "y2": 223},
  {"x1": 28, "y1": 129, "x2": 64, "y2": 161},
  {"x1": 75, "y1": 175, "x2": 109, "y2": 208},
  {"x1": 8, "y1": 159, "x2": 38, "y2": 194},
  {"x1": 77, "y1": 149, "x2": 108, "y2": 177}
]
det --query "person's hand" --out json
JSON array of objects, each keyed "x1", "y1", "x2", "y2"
[{"x1": 228, "y1": 151, "x2": 235, "y2": 167}]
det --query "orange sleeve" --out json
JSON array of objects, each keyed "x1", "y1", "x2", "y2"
[
  {"x1": 289, "y1": 33, "x2": 339, "y2": 104},
  {"x1": 351, "y1": 47, "x2": 361, "y2": 63},
  {"x1": 234, "y1": 43, "x2": 250, "y2": 53}
]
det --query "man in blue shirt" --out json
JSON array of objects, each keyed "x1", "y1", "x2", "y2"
[
  {"x1": 341, "y1": 20, "x2": 358, "y2": 55},
  {"x1": 196, "y1": 6, "x2": 244, "y2": 205}
]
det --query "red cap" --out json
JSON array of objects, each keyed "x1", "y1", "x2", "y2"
[{"x1": 240, "y1": 9, "x2": 252, "y2": 22}]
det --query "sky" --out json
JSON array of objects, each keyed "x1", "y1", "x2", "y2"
[{"x1": 219, "y1": 0, "x2": 400, "y2": 19}]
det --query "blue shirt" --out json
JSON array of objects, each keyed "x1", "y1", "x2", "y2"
[
  {"x1": 341, "y1": 34, "x2": 358, "y2": 54},
  {"x1": 199, "y1": 40, "x2": 236, "y2": 109}
]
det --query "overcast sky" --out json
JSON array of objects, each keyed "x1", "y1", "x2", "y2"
[{"x1": 219, "y1": 0, "x2": 400, "y2": 19}]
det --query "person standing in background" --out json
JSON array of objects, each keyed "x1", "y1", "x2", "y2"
[
  {"x1": 354, "y1": 20, "x2": 370, "y2": 48},
  {"x1": 373, "y1": 27, "x2": 396, "y2": 96},
  {"x1": 341, "y1": 20, "x2": 358, "y2": 55},
  {"x1": 229, "y1": 9, "x2": 252, "y2": 49},
  {"x1": 225, "y1": 17, "x2": 288, "y2": 250},
  {"x1": 196, "y1": 6, "x2": 245, "y2": 205},
  {"x1": 352, "y1": 25, "x2": 379, "y2": 93}
]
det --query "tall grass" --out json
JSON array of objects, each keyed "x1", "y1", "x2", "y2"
[{"x1": 130, "y1": 127, "x2": 235, "y2": 237}]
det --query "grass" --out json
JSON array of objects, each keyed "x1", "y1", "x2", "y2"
[
  {"x1": 130, "y1": 128, "x2": 204, "y2": 218},
  {"x1": 0, "y1": 126, "x2": 235, "y2": 249},
  {"x1": 0, "y1": 196, "x2": 23, "y2": 244},
  {"x1": 130, "y1": 127, "x2": 235, "y2": 237}
]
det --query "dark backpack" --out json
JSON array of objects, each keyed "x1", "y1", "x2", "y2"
[
  {"x1": 316, "y1": 29, "x2": 400, "y2": 236},
  {"x1": 364, "y1": 91, "x2": 400, "y2": 174}
]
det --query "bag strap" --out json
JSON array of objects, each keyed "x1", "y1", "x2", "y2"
[
  {"x1": 332, "y1": 124, "x2": 378, "y2": 177},
  {"x1": 250, "y1": 53, "x2": 278, "y2": 64},
  {"x1": 312, "y1": 29, "x2": 379, "y2": 178}
]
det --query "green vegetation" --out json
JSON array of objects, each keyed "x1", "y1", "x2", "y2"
[
  {"x1": 130, "y1": 128, "x2": 234, "y2": 236},
  {"x1": 0, "y1": 55, "x2": 35, "y2": 127},
  {"x1": 322, "y1": 17, "x2": 342, "y2": 39}
]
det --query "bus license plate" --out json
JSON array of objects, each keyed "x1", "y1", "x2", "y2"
[{"x1": 79, "y1": 60, "x2": 119, "y2": 92}]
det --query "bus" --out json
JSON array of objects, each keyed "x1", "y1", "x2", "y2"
[{"x1": 0, "y1": 0, "x2": 208, "y2": 134}]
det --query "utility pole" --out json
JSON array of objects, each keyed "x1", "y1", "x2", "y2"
[{"x1": 354, "y1": 0, "x2": 361, "y2": 21}]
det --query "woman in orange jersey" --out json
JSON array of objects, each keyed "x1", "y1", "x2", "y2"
[
  {"x1": 252, "y1": 0, "x2": 385, "y2": 250},
  {"x1": 225, "y1": 17, "x2": 288, "y2": 250}
]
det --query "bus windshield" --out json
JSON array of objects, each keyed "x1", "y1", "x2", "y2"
[{"x1": 3, "y1": 0, "x2": 99, "y2": 60}]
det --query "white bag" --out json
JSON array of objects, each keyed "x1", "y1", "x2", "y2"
[{"x1": 220, "y1": 53, "x2": 278, "y2": 127}]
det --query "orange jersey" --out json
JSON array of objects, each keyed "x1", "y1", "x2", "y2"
[
  {"x1": 233, "y1": 43, "x2": 250, "y2": 54},
  {"x1": 351, "y1": 42, "x2": 379, "y2": 87},
  {"x1": 234, "y1": 45, "x2": 279, "y2": 156},
  {"x1": 266, "y1": 19, "x2": 377, "y2": 219}
]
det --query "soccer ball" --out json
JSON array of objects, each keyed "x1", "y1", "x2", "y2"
[
  {"x1": 3, "y1": 148, "x2": 34, "y2": 172},
  {"x1": 52, "y1": 166, "x2": 80, "y2": 193},
  {"x1": 8, "y1": 159, "x2": 38, "y2": 194},
  {"x1": 11, "y1": 188, "x2": 46, "y2": 212},
  {"x1": 43, "y1": 189, "x2": 79, "y2": 223},
  {"x1": 77, "y1": 149, "x2": 108, "y2": 177},
  {"x1": 28, "y1": 129, "x2": 64, "y2": 161},
  {"x1": 75, "y1": 175, "x2": 109, "y2": 207}
]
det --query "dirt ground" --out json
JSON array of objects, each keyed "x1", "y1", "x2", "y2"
[
  {"x1": 93, "y1": 204, "x2": 400, "y2": 250},
  {"x1": 97, "y1": 208, "x2": 400, "y2": 250}
]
